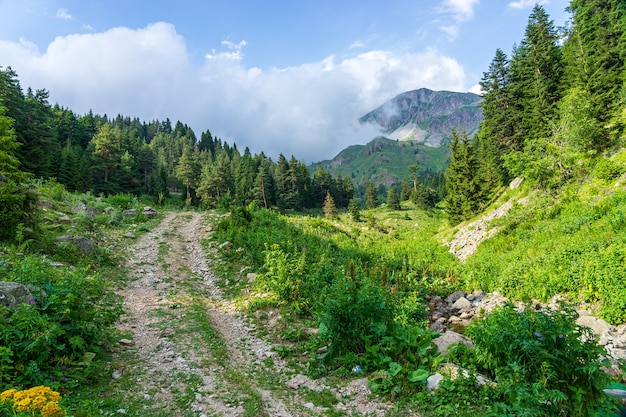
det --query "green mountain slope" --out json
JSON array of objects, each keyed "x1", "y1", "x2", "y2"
[{"x1": 311, "y1": 137, "x2": 448, "y2": 187}]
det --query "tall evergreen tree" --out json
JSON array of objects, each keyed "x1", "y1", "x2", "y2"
[
  {"x1": 253, "y1": 159, "x2": 274, "y2": 209},
  {"x1": 19, "y1": 88, "x2": 58, "y2": 177},
  {"x1": 365, "y1": 180, "x2": 378, "y2": 209},
  {"x1": 386, "y1": 187, "x2": 401, "y2": 210},
  {"x1": 91, "y1": 124, "x2": 122, "y2": 192},
  {"x1": 444, "y1": 130, "x2": 480, "y2": 225},
  {"x1": 507, "y1": 5, "x2": 564, "y2": 178},
  {"x1": 175, "y1": 144, "x2": 200, "y2": 205},
  {"x1": 0, "y1": 105, "x2": 21, "y2": 180},
  {"x1": 235, "y1": 148, "x2": 256, "y2": 205},
  {"x1": 563, "y1": 0, "x2": 626, "y2": 150}
]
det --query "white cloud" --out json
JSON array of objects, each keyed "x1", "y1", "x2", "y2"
[
  {"x1": 437, "y1": 0, "x2": 479, "y2": 40},
  {"x1": 439, "y1": 0, "x2": 480, "y2": 22},
  {"x1": 0, "y1": 23, "x2": 466, "y2": 162},
  {"x1": 56, "y1": 8, "x2": 73, "y2": 20},
  {"x1": 508, "y1": 0, "x2": 548, "y2": 9}
]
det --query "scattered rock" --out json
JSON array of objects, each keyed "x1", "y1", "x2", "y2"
[
  {"x1": 433, "y1": 330, "x2": 474, "y2": 356},
  {"x1": 123, "y1": 209, "x2": 137, "y2": 216},
  {"x1": 451, "y1": 296, "x2": 472, "y2": 311},
  {"x1": 118, "y1": 339, "x2": 134, "y2": 346},
  {"x1": 509, "y1": 177, "x2": 524, "y2": 190},
  {"x1": 286, "y1": 374, "x2": 308, "y2": 390},
  {"x1": 112, "y1": 370, "x2": 123, "y2": 379},
  {"x1": 143, "y1": 206, "x2": 159, "y2": 217},
  {"x1": 56, "y1": 235, "x2": 98, "y2": 254},
  {"x1": 427, "y1": 373, "x2": 445, "y2": 391},
  {"x1": 576, "y1": 316, "x2": 615, "y2": 336},
  {"x1": 445, "y1": 291, "x2": 467, "y2": 304},
  {"x1": 246, "y1": 273, "x2": 258, "y2": 283},
  {"x1": 0, "y1": 282, "x2": 34, "y2": 309}
]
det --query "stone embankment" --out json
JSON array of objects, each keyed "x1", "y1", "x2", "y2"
[
  {"x1": 427, "y1": 290, "x2": 626, "y2": 391},
  {"x1": 429, "y1": 290, "x2": 626, "y2": 362}
]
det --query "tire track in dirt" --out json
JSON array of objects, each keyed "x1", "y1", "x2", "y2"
[{"x1": 119, "y1": 211, "x2": 295, "y2": 416}]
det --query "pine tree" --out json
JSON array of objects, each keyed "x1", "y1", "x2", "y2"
[
  {"x1": 235, "y1": 147, "x2": 256, "y2": 205},
  {"x1": 253, "y1": 159, "x2": 274, "y2": 209},
  {"x1": 348, "y1": 198, "x2": 361, "y2": 222},
  {"x1": 19, "y1": 88, "x2": 58, "y2": 178},
  {"x1": 563, "y1": 0, "x2": 626, "y2": 150},
  {"x1": 323, "y1": 191, "x2": 336, "y2": 218},
  {"x1": 507, "y1": 5, "x2": 564, "y2": 178},
  {"x1": 386, "y1": 188, "x2": 401, "y2": 210},
  {"x1": 365, "y1": 180, "x2": 378, "y2": 209},
  {"x1": 91, "y1": 124, "x2": 122, "y2": 191},
  {"x1": 400, "y1": 178, "x2": 412, "y2": 202},
  {"x1": 0, "y1": 105, "x2": 21, "y2": 180},
  {"x1": 444, "y1": 130, "x2": 480, "y2": 225},
  {"x1": 479, "y1": 49, "x2": 516, "y2": 152}
]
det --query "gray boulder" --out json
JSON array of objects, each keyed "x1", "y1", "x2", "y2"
[
  {"x1": 0, "y1": 282, "x2": 33, "y2": 309},
  {"x1": 56, "y1": 235, "x2": 98, "y2": 254}
]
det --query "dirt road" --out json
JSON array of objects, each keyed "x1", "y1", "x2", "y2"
[{"x1": 115, "y1": 211, "x2": 391, "y2": 417}]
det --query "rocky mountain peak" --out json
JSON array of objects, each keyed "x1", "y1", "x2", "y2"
[{"x1": 359, "y1": 88, "x2": 483, "y2": 147}]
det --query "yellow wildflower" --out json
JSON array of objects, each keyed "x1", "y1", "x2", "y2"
[
  {"x1": 15, "y1": 397, "x2": 33, "y2": 412},
  {"x1": 41, "y1": 401, "x2": 65, "y2": 417},
  {"x1": 0, "y1": 388, "x2": 16, "y2": 402},
  {"x1": 33, "y1": 394, "x2": 48, "y2": 408}
]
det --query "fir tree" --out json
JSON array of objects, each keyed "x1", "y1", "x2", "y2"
[
  {"x1": 444, "y1": 130, "x2": 480, "y2": 225},
  {"x1": 564, "y1": 0, "x2": 626, "y2": 149},
  {"x1": 365, "y1": 180, "x2": 377, "y2": 209},
  {"x1": 323, "y1": 191, "x2": 336, "y2": 218},
  {"x1": 386, "y1": 187, "x2": 401, "y2": 210},
  {"x1": 348, "y1": 198, "x2": 361, "y2": 222}
]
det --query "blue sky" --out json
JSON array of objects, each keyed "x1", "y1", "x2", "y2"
[{"x1": 0, "y1": 0, "x2": 569, "y2": 162}]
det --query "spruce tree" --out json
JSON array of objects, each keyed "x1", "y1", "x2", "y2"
[
  {"x1": 386, "y1": 187, "x2": 401, "y2": 210},
  {"x1": 563, "y1": 0, "x2": 626, "y2": 150},
  {"x1": 444, "y1": 130, "x2": 480, "y2": 225},
  {"x1": 323, "y1": 191, "x2": 336, "y2": 218},
  {"x1": 348, "y1": 198, "x2": 361, "y2": 222},
  {"x1": 365, "y1": 180, "x2": 378, "y2": 209},
  {"x1": 507, "y1": 5, "x2": 564, "y2": 178}
]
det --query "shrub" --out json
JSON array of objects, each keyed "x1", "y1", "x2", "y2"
[
  {"x1": 0, "y1": 254, "x2": 122, "y2": 386},
  {"x1": 594, "y1": 158, "x2": 624, "y2": 181},
  {"x1": 317, "y1": 269, "x2": 396, "y2": 359},
  {"x1": 0, "y1": 179, "x2": 38, "y2": 242},
  {"x1": 105, "y1": 192, "x2": 137, "y2": 210},
  {"x1": 458, "y1": 303, "x2": 615, "y2": 416}
]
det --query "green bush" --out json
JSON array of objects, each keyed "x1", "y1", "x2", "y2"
[
  {"x1": 594, "y1": 158, "x2": 624, "y2": 181},
  {"x1": 317, "y1": 270, "x2": 396, "y2": 359},
  {"x1": 456, "y1": 303, "x2": 615, "y2": 416},
  {"x1": 105, "y1": 192, "x2": 138, "y2": 210},
  {"x1": 0, "y1": 179, "x2": 38, "y2": 242},
  {"x1": 0, "y1": 254, "x2": 122, "y2": 386}
]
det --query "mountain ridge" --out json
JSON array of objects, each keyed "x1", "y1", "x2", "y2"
[{"x1": 312, "y1": 88, "x2": 483, "y2": 187}]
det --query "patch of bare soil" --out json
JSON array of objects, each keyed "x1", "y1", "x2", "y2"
[{"x1": 116, "y1": 211, "x2": 394, "y2": 416}]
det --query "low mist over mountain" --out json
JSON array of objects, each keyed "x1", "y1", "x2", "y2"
[
  {"x1": 313, "y1": 88, "x2": 483, "y2": 187},
  {"x1": 359, "y1": 88, "x2": 483, "y2": 147}
]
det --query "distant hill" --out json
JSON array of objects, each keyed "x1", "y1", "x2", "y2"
[
  {"x1": 312, "y1": 88, "x2": 483, "y2": 187},
  {"x1": 311, "y1": 137, "x2": 449, "y2": 187}
]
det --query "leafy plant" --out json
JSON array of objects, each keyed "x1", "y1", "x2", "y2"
[
  {"x1": 0, "y1": 253, "x2": 122, "y2": 386},
  {"x1": 456, "y1": 302, "x2": 616, "y2": 416}
]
